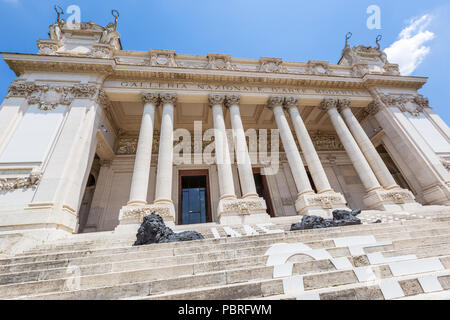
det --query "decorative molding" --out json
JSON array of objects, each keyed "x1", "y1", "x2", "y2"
[
  {"x1": 441, "y1": 158, "x2": 450, "y2": 171},
  {"x1": 160, "y1": 92, "x2": 177, "y2": 105},
  {"x1": 220, "y1": 198, "x2": 267, "y2": 215},
  {"x1": 283, "y1": 96, "x2": 298, "y2": 109},
  {"x1": 225, "y1": 94, "x2": 241, "y2": 107},
  {"x1": 37, "y1": 40, "x2": 61, "y2": 55},
  {"x1": 0, "y1": 171, "x2": 42, "y2": 192},
  {"x1": 7, "y1": 81, "x2": 99, "y2": 110},
  {"x1": 319, "y1": 98, "x2": 338, "y2": 111},
  {"x1": 208, "y1": 93, "x2": 226, "y2": 107},
  {"x1": 378, "y1": 93, "x2": 428, "y2": 117},
  {"x1": 259, "y1": 57, "x2": 286, "y2": 73},
  {"x1": 337, "y1": 98, "x2": 351, "y2": 113},
  {"x1": 380, "y1": 190, "x2": 415, "y2": 204},
  {"x1": 141, "y1": 92, "x2": 160, "y2": 105},
  {"x1": 149, "y1": 49, "x2": 177, "y2": 67},
  {"x1": 207, "y1": 53, "x2": 237, "y2": 70},
  {"x1": 307, "y1": 61, "x2": 330, "y2": 75},
  {"x1": 119, "y1": 204, "x2": 172, "y2": 223},
  {"x1": 267, "y1": 96, "x2": 284, "y2": 109}
]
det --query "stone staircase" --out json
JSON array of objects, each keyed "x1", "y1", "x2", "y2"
[{"x1": 1, "y1": 207, "x2": 450, "y2": 300}]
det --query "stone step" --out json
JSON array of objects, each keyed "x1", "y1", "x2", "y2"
[
  {"x1": 5, "y1": 219, "x2": 450, "y2": 266},
  {"x1": 18, "y1": 217, "x2": 448, "y2": 256},
  {"x1": 6, "y1": 237, "x2": 450, "y2": 300},
  {"x1": 2, "y1": 222, "x2": 450, "y2": 276},
  {"x1": 2, "y1": 227, "x2": 450, "y2": 285},
  {"x1": 264, "y1": 269, "x2": 450, "y2": 300}
]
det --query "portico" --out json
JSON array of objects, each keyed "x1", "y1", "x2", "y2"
[{"x1": 0, "y1": 15, "x2": 449, "y2": 247}]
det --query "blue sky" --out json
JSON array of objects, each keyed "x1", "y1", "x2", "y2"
[{"x1": 0, "y1": 0, "x2": 449, "y2": 123}]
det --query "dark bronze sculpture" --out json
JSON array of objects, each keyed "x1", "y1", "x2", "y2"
[
  {"x1": 290, "y1": 209, "x2": 362, "y2": 231},
  {"x1": 134, "y1": 213, "x2": 204, "y2": 246}
]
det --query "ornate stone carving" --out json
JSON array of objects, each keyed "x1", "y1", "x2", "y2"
[
  {"x1": 283, "y1": 96, "x2": 298, "y2": 108},
  {"x1": 208, "y1": 93, "x2": 226, "y2": 107},
  {"x1": 37, "y1": 40, "x2": 61, "y2": 55},
  {"x1": 337, "y1": 98, "x2": 351, "y2": 112},
  {"x1": 149, "y1": 49, "x2": 177, "y2": 67},
  {"x1": 120, "y1": 204, "x2": 172, "y2": 223},
  {"x1": 383, "y1": 63, "x2": 400, "y2": 75},
  {"x1": 351, "y1": 63, "x2": 370, "y2": 77},
  {"x1": 378, "y1": 93, "x2": 427, "y2": 117},
  {"x1": 27, "y1": 85, "x2": 73, "y2": 111},
  {"x1": 221, "y1": 198, "x2": 267, "y2": 215},
  {"x1": 91, "y1": 44, "x2": 114, "y2": 59},
  {"x1": 0, "y1": 171, "x2": 42, "y2": 192},
  {"x1": 96, "y1": 89, "x2": 113, "y2": 110},
  {"x1": 380, "y1": 190, "x2": 415, "y2": 204},
  {"x1": 225, "y1": 94, "x2": 241, "y2": 107},
  {"x1": 206, "y1": 54, "x2": 237, "y2": 70},
  {"x1": 308, "y1": 194, "x2": 344, "y2": 209},
  {"x1": 441, "y1": 158, "x2": 450, "y2": 171},
  {"x1": 141, "y1": 92, "x2": 160, "y2": 105},
  {"x1": 307, "y1": 61, "x2": 330, "y2": 75},
  {"x1": 116, "y1": 137, "x2": 138, "y2": 155},
  {"x1": 259, "y1": 57, "x2": 286, "y2": 73},
  {"x1": 267, "y1": 96, "x2": 284, "y2": 109},
  {"x1": 309, "y1": 134, "x2": 344, "y2": 151},
  {"x1": 7, "y1": 81, "x2": 99, "y2": 110},
  {"x1": 160, "y1": 92, "x2": 177, "y2": 105},
  {"x1": 71, "y1": 84, "x2": 99, "y2": 99},
  {"x1": 319, "y1": 98, "x2": 338, "y2": 111}
]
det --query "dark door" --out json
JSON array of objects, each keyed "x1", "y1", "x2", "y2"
[
  {"x1": 253, "y1": 169, "x2": 275, "y2": 217},
  {"x1": 178, "y1": 171, "x2": 211, "y2": 225}
]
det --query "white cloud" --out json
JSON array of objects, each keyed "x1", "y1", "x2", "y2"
[{"x1": 384, "y1": 14, "x2": 435, "y2": 76}]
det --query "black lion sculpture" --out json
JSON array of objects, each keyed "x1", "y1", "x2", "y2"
[
  {"x1": 290, "y1": 209, "x2": 362, "y2": 231},
  {"x1": 134, "y1": 213, "x2": 204, "y2": 246}
]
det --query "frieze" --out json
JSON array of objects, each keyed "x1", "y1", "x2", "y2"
[
  {"x1": 119, "y1": 204, "x2": 171, "y2": 223},
  {"x1": 114, "y1": 80, "x2": 371, "y2": 97},
  {"x1": 0, "y1": 171, "x2": 42, "y2": 192},
  {"x1": 7, "y1": 81, "x2": 100, "y2": 111},
  {"x1": 378, "y1": 93, "x2": 429, "y2": 117},
  {"x1": 380, "y1": 190, "x2": 415, "y2": 204}
]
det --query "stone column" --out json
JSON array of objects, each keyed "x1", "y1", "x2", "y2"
[
  {"x1": 209, "y1": 94, "x2": 236, "y2": 200},
  {"x1": 269, "y1": 96, "x2": 314, "y2": 195},
  {"x1": 338, "y1": 99, "x2": 399, "y2": 190},
  {"x1": 321, "y1": 98, "x2": 412, "y2": 210},
  {"x1": 225, "y1": 95, "x2": 258, "y2": 198},
  {"x1": 285, "y1": 97, "x2": 333, "y2": 193},
  {"x1": 320, "y1": 98, "x2": 381, "y2": 192},
  {"x1": 127, "y1": 92, "x2": 158, "y2": 206},
  {"x1": 153, "y1": 93, "x2": 177, "y2": 222}
]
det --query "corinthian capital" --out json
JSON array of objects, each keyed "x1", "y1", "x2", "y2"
[
  {"x1": 225, "y1": 94, "x2": 241, "y2": 108},
  {"x1": 208, "y1": 93, "x2": 226, "y2": 107},
  {"x1": 337, "y1": 98, "x2": 351, "y2": 113},
  {"x1": 141, "y1": 92, "x2": 160, "y2": 105},
  {"x1": 7, "y1": 81, "x2": 37, "y2": 98},
  {"x1": 284, "y1": 96, "x2": 299, "y2": 109},
  {"x1": 319, "y1": 98, "x2": 338, "y2": 111},
  {"x1": 160, "y1": 92, "x2": 177, "y2": 105},
  {"x1": 267, "y1": 96, "x2": 284, "y2": 109}
]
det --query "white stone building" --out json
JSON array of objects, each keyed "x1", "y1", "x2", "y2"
[{"x1": 1, "y1": 16, "x2": 449, "y2": 251}]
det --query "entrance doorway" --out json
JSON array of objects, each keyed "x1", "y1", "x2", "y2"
[
  {"x1": 253, "y1": 168, "x2": 275, "y2": 217},
  {"x1": 178, "y1": 170, "x2": 212, "y2": 225}
]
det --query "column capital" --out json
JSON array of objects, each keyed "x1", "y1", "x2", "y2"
[
  {"x1": 225, "y1": 94, "x2": 241, "y2": 108},
  {"x1": 208, "y1": 93, "x2": 226, "y2": 107},
  {"x1": 319, "y1": 98, "x2": 338, "y2": 111},
  {"x1": 160, "y1": 92, "x2": 177, "y2": 105},
  {"x1": 284, "y1": 96, "x2": 299, "y2": 109},
  {"x1": 141, "y1": 92, "x2": 160, "y2": 105},
  {"x1": 337, "y1": 98, "x2": 351, "y2": 113},
  {"x1": 267, "y1": 96, "x2": 284, "y2": 110}
]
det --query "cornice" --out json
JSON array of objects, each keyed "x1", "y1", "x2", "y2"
[{"x1": 1, "y1": 52, "x2": 428, "y2": 90}]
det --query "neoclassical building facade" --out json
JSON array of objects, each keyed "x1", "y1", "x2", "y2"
[{"x1": 0, "y1": 16, "x2": 449, "y2": 244}]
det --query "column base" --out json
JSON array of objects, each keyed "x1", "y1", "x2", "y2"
[
  {"x1": 294, "y1": 191, "x2": 349, "y2": 218},
  {"x1": 422, "y1": 182, "x2": 450, "y2": 206},
  {"x1": 363, "y1": 187, "x2": 421, "y2": 211},
  {"x1": 218, "y1": 196, "x2": 271, "y2": 225},
  {"x1": 115, "y1": 201, "x2": 176, "y2": 234}
]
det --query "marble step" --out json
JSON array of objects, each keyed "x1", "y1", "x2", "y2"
[
  {"x1": 2, "y1": 222, "x2": 450, "y2": 275},
  {"x1": 2, "y1": 227, "x2": 450, "y2": 285},
  {"x1": 266, "y1": 269, "x2": 450, "y2": 300},
  {"x1": 18, "y1": 217, "x2": 449, "y2": 255},
  {"x1": 7, "y1": 219, "x2": 450, "y2": 266},
  {"x1": 6, "y1": 236, "x2": 450, "y2": 300}
]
